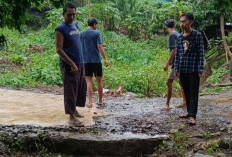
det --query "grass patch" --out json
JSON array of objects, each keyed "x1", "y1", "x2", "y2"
[{"x1": 0, "y1": 27, "x2": 171, "y2": 96}]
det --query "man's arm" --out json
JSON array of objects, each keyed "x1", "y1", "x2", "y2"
[
  {"x1": 97, "y1": 44, "x2": 109, "y2": 67},
  {"x1": 164, "y1": 47, "x2": 176, "y2": 71},
  {"x1": 197, "y1": 32, "x2": 205, "y2": 77},
  {"x1": 174, "y1": 39, "x2": 181, "y2": 77},
  {"x1": 55, "y1": 31, "x2": 78, "y2": 73}
]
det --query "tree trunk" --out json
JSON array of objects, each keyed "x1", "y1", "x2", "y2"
[
  {"x1": 220, "y1": 15, "x2": 232, "y2": 60},
  {"x1": 88, "y1": 0, "x2": 91, "y2": 18},
  {"x1": 200, "y1": 63, "x2": 213, "y2": 86}
]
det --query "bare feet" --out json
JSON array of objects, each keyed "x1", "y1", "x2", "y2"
[
  {"x1": 98, "y1": 101, "x2": 105, "y2": 106},
  {"x1": 189, "y1": 117, "x2": 196, "y2": 125},
  {"x1": 175, "y1": 102, "x2": 186, "y2": 108},
  {"x1": 74, "y1": 110, "x2": 84, "y2": 118},
  {"x1": 86, "y1": 103, "x2": 93, "y2": 108},
  {"x1": 98, "y1": 98, "x2": 105, "y2": 105},
  {"x1": 179, "y1": 114, "x2": 189, "y2": 118},
  {"x1": 161, "y1": 105, "x2": 171, "y2": 111},
  {"x1": 68, "y1": 119, "x2": 84, "y2": 127}
]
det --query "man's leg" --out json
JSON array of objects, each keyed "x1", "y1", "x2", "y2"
[
  {"x1": 180, "y1": 73, "x2": 190, "y2": 116},
  {"x1": 176, "y1": 81, "x2": 186, "y2": 108},
  {"x1": 86, "y1": 76, "x2": 93, "y2": 108},
  {"x1": 162, "y1": 79, "x2": 173, "y2": 111},
  {"x1": 188, "y1": 72, "x2": 200, "y2": 119},
  {"x1": 60, "y1": 63, "x2": 83, "y2": 126},
  {"x1": 75, "y1": 64, "x2": 86, "y2": 117},
  {"x1": 96, "y1": 76, "x2": 104, "y2": 104}
]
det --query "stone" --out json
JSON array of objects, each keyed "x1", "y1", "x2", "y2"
[
  {"x1": 220, "y1": 128, "x2": 225, "y2": 131},
  {"x1": 192, "y1": 152, "x2": 214, "y2": 157},
  {"x1": 215, "y1": 152, "x2": 226, "y2": 157},
  {"x1": 219, "y1": 136, "x2": 232, "y2": 149},
  {"x1": 0, "y1": 141, "x2": 7, "y2": 154},
  {"x1": 169, "y1": 129, "x2": 178, "y2": 134}
]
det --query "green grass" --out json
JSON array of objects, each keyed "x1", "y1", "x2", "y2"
[
  {"x1": 0, "y1": 27, "x2": 175, "y2": 96},
  {"x1": 0, "y1": 26, "x2": 229, "y2": 96},
  {"x1": 208, "y1": 68, "x2": 228, "y2": 84}
]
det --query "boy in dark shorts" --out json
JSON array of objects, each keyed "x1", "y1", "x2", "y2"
[
  {"x1": 162, "y1": 19, "x2": 186, "y2": 111},
  {"x1": 81, "y1": 17, "x2": 109, "y2": 108}
]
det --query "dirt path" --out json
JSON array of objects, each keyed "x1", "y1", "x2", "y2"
[
  {"x1": 0, "y1": 87, "x2": 231, "y2": 134},
  {"x1": 0, "y1": 87, "x2": 232, "y2": 156}
]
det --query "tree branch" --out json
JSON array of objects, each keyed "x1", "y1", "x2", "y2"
[{"x1": 220, "y1": 15, "x2": 232, "y2": 60}]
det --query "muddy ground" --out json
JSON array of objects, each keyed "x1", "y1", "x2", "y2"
[{"x1": 0, "y1": 87, "x2": 232, "y2": 156}]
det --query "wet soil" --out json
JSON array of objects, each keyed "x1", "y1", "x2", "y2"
[
  {"x1": 0, "y1": 87, "x2": 231, "y2": 156},
  {"x1": 92, "y1": 90, "x2": 232, "y2": 136}
]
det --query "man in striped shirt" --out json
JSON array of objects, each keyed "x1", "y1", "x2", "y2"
[{"x1": 174, "y1": 13, "x2": 205, "y2": 125}]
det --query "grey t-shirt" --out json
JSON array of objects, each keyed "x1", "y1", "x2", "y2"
[
  {"x1": 80, "y1": 29, "x2": 102, "y2": 63},
  {"x1": 169, "y1": 31, "x2": 180, "y2": 67}
]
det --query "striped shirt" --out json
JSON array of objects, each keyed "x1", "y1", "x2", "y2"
[{"x1": 174, "y1": 30, "x2": 205, "y2": 74}]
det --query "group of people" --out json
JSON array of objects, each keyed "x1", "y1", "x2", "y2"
[{"x1": 55, "y1": 2, "x2": 205, "y2": 127}]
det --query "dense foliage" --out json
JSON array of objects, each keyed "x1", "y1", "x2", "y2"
[
  {"x1": 0, "y1": 25, "x2": 173, "y2": 97},
  {"x1": 0, "y1": 0, "x2": 230, "y2": 97}
]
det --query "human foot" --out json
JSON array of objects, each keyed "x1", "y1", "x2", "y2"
[
  {"x1": 97, "y1": 101, "x2": 106, "y2": 106},
  {"x1": 68, "y1": 119, "x2": 84, "y2": 127},
  {"x1": 175, "y1": 102, "x2": 186, "y2": 108},
  {"x1": 86, "y1": 103, "x2": 93, "y2": 108},
  {"x1": 98, "y1": 98, "x2": 105, "y2": 105},
  {"x1": 74, "y1": 110, "x2": 84, "y2": 118},
  {"x1": 189, "y1": 117, "x2": 196, "y2": 125},
  {"x1": 179, "y1": 114, "x2": 189, "y2": 118},
  {"x1": 161, "y1": 105, "x2": 171, "y2": 111}
]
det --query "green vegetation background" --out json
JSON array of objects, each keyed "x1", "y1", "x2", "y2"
[{"x1": 0, "y1": 0, "x2": 230, "y2": 97}]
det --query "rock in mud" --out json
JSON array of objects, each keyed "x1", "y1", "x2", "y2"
[
  {"x1": 220, "y1": 136, "x2": 232, "y2": 149},
  {"x1": 192, "y1": 152, "x2": 214, "y2": 157},
  {"x1": 215, "y1": 152, "x2": 226, "y2": 157},
  {"x1": 0, "y1": 141, "x2": 7, "y2": 154}
]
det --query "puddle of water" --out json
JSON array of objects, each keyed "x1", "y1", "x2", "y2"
[{"x1": 0, "y1": 88, "x2": 104, "y2": 127}]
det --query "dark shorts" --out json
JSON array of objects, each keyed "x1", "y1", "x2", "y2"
[
  {"x1": 60, "y1": 63, "x2": 87, "y2": 114},
  {"x1": 85, "y1": 63, "x2": 102, "y2": 77}
]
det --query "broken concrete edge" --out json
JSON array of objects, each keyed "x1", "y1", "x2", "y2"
[
  {"x1": 0, "y1": 124, "x2": 231, "y2": 156},
  {"x1": 0, "y1": 124, "x2": 169, "y2": 156}
]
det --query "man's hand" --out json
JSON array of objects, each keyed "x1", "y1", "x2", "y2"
[
  {"x1": 104, "y1": 59, "x2": 109, "y2": 67},
  {"x1": 174, "y1": 72, "x2": 179, "y2": 78},
  {"x1": 70, "y1": 63, "x2": 79, "y2": 75},
  {"x1": 199, "y1": 72, "x2": 205, "y2": 77},
  {"x1": 183, "y1": 40, "x2": 189, "y2": 52},
  {"x1": 164, "y1": 63, "x2": 169, "y2": 72}
]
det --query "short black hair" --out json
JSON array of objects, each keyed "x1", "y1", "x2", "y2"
[
  {"x1": 88, "y1": 17, "x2": 98, "y2": 26},
  {"x1": 63, "y1": 2, "x2": 76, "y2": 14},
  {"x1": 181, "y1": 12, "x2": 194, "y2": 21},
  {"x1": 165, "y1": 19, "x2": 175, "y2": 28}
]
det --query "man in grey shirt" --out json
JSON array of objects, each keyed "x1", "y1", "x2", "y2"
[{"x1": 162, "y1": 19, "x2": 186, "y2": 111}]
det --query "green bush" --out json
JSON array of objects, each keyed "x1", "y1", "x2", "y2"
[
  {"x1": 208, "y1": 68, "x2": 228, "y2": 83},
  {"x1": 0, "y1": 25, "x2": 171, "y2": 96},
  {"x1": 226, "y1": 32, "x2": 232, "y2": 44},
  {"x1": 10, "y1": 54, "x2": 27, "y2": 65}
]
